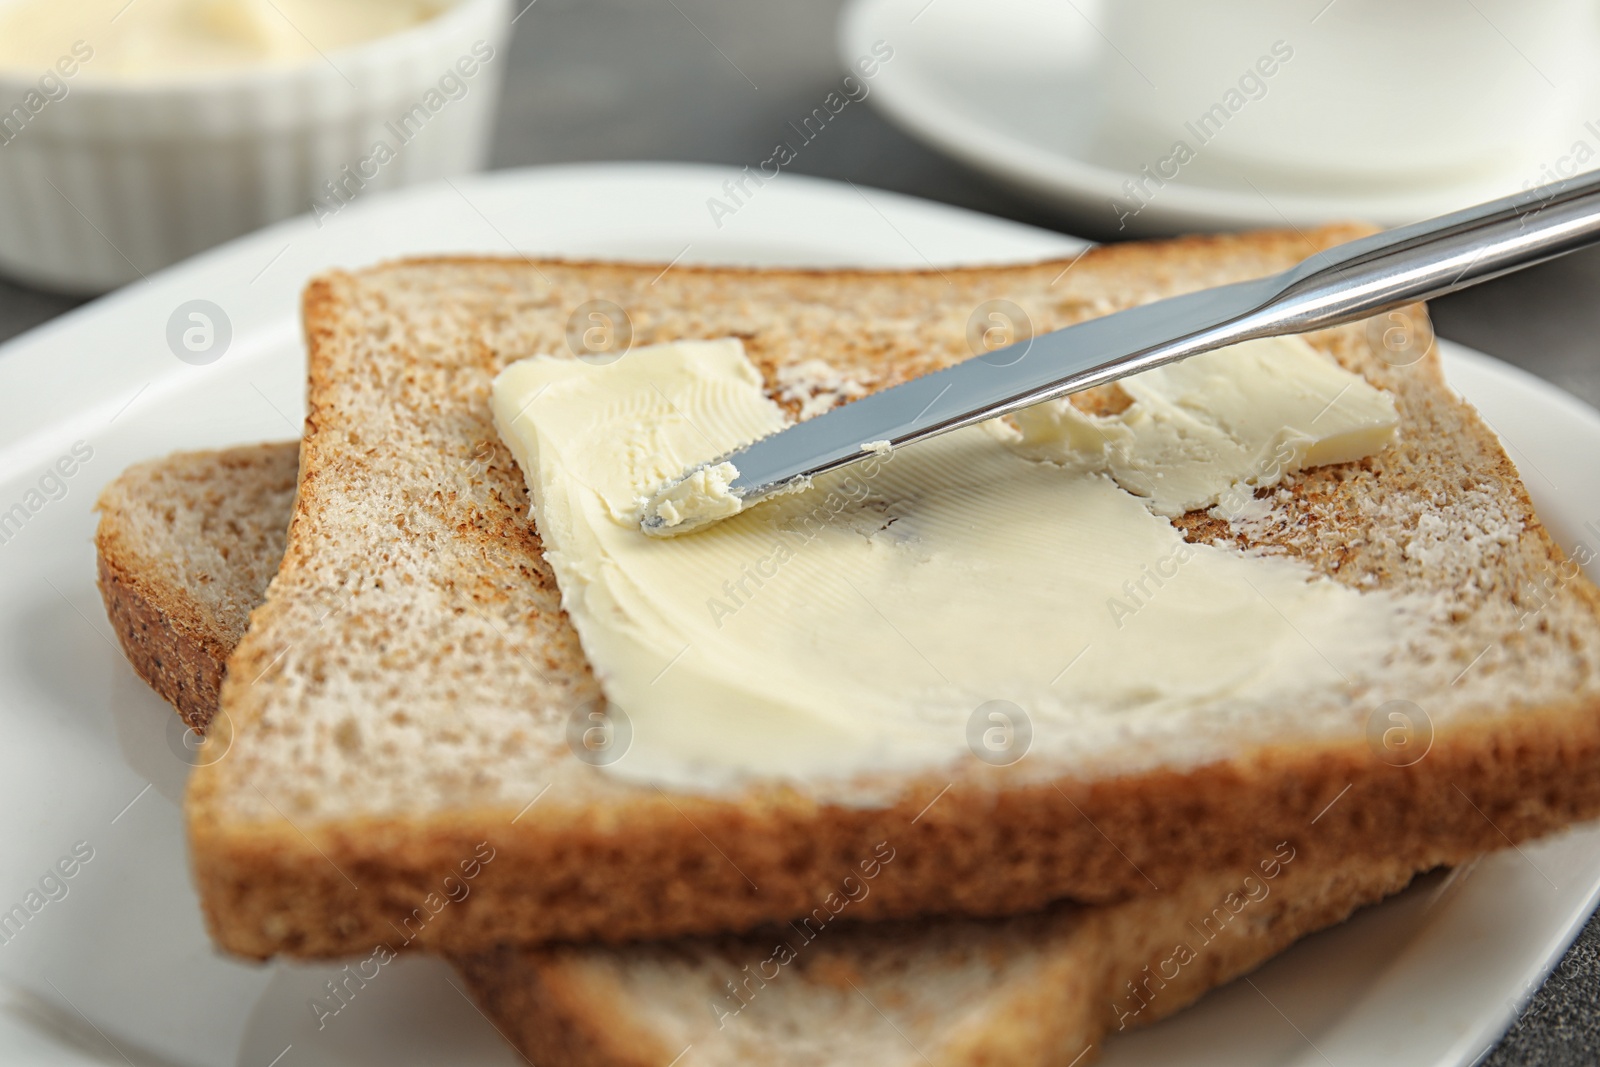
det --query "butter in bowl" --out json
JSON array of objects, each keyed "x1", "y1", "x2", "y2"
[{"x1": 0, "y1": 0, "x2": 513, "y2": 293}]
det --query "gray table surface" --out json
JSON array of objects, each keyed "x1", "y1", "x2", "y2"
[{"x1": 5, "y1": 0, "x2": 1595, "y2": 1061}]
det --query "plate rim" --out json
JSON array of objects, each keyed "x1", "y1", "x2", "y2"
[{"x1": 0, "y1": 161, "x2": 1597, "y2": 1067}]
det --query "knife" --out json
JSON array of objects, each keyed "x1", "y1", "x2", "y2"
[{"x1": 639, "y1": 169, "x2": 1600, "y2": 536}]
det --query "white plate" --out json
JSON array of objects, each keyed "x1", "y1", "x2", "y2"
[
  {"x1": 838, "y1": 0, "x2": 1599, "y2": 235},
  {"x1": 0, "y1": 163, "x2": 1595, "y2": 1067}
]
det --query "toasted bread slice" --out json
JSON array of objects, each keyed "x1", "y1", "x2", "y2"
[
  {"x1": 95, "y1": 442, "x2": 299, "y2": 732},
  {"x1": 189, "y1": 229, "x2": 1600, "y2": 958},
  {"x1": 95, "y1": 441, "x2": 1426, "y2": 1066},
  {"x1": 459, "y1": 851, "x2": 1421, "y2": 1067}
]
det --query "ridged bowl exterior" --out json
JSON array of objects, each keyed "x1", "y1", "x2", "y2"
[{"x1": 0, "y1": 0, "x2": 512, "y2": 293}]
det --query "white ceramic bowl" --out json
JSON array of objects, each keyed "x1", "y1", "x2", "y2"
[{"x1": 0, "y1": 0, "x2": 513, "y2": 294}]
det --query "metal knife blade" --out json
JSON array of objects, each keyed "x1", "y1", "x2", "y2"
[
  {"x1": 636, "y1": 168, "x2": 1600, "y2": 536},
  {"x1": 636, "y1": 274, "x2": 1278, "y2": 534}
]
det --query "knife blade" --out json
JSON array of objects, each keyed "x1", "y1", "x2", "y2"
[{"x1": 638, "y1": 169, "x2": 1600, "y2": 536}]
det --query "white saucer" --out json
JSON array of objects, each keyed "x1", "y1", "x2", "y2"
[{"x1": 839, "y1": 0, "x2": 1598, "y2": 235}]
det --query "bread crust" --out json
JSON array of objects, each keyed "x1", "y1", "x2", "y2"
[
  {"x1": 97, "y1": 550, "x2": 227, "y2": 732},
  {"x1": 187, "y1": 228, "x2": 1600, "y2": 959},
  {"x1": 95, "y1": 442, "x2": 299, "y2": 731},
  {"x1": 455, "y1": 950, "x2": 673, "y2": 1067},
  {"x1": 451, "y1": 848, "x2": 1427, "y2": 1067},
  {"x1": 187, "y1": 699, "x2": 1600, "y2": 958}
]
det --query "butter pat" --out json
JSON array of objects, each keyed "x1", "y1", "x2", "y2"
[
  {"x1": 493, "y1": 337, "x2": 1410, "y2": 792},
  {"x1": 1009, "y1": 336, "x2": 1398, "y2": 516},
  {"x1": 641, "y1": 462, "x2": 743, "y2": 532}
]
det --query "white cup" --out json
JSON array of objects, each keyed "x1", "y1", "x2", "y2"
[{"x1": 1097, "y1": 0, "x2": 1597, "y2": 189}]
